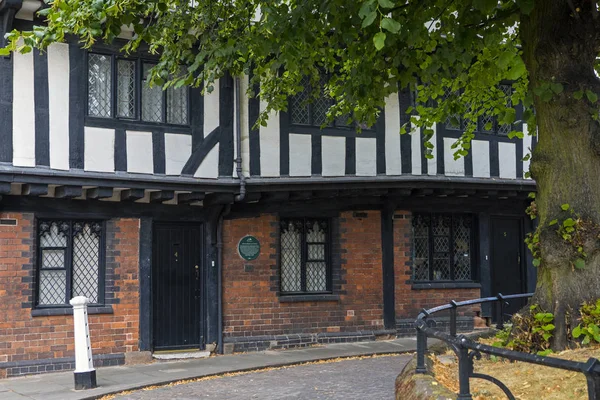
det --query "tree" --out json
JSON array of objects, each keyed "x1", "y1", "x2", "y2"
[{"x1": 4, "y1": 0, "x2": 600, "y2": 350}]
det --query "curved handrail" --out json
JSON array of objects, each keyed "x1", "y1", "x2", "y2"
[{"x1": 414, "y1": 292, "x2": 600, "y2": 399}]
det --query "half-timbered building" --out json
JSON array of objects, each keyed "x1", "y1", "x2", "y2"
[{"x1": 0, "y1": 0, "x2": 536, "y2": 377}]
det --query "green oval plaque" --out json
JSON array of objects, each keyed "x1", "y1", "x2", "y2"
[{"x1": 238, "y1": 235, "x2": 260, "y2": 261}]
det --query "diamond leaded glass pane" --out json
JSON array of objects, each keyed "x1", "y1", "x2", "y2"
[
  {"x1": 167, "y1": 85, "x2": 189, "y2": 125},
  {"x1": 72, "y1": 223, "x2": 101, "y2": 303},
  {"x1": 306, "y1": 262, "x2": 327, "y2": 291},
  {"x1": 412, "y1": 215, "x2": 430, "y2": 281},
  {"x1": 281, "y1": 222, "x2": 302, "y2": 292},
  {"x1": 39, "y1": 270, "x2": 66, "y2": 305},
  {"x1": 498, "y1": 84, "x2": 513, "y2": 135},
  {"x1": 312, "y1": 75, "x2": 332, "y2": 126},
  {"x1": 290, "y1": 76, "x2": 310, "y2": 125},
  {"x1": 480, "y1": 112, "x2": 495, "y2": 133},
  {"x1": 38, "y1": 221, "x2": 68, "y2": 305},
  {"x1": 453, "y1": 216, "x2": 472, "y2": 280},
  {"x1": 142, "y1": 63, "x2": 164, "y2": 122},
  {"x1": 88, "y1": 53, "x2": 112, "y2": 118},
  {"x1": 117, "y1": 60, "x2": 136, "y2": 118}
]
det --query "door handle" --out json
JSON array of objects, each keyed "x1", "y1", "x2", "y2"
[{"x1": 195, "y1": 265, "x2": 199, "y2": 279}]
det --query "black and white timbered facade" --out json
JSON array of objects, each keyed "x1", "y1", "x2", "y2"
[{"x1": 0, "y1": 1, "x2": 536, "y2": 377}]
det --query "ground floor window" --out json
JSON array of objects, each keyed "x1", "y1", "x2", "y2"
[
  {"x1": 37, "y1": 220, "x2": 105, "y2": 306},
  {"x1": 280, "y1": 218, "x2": 331, "y2": 294},
  {"x1": 412, "y1": 214, "x2": 474, "y2": 282}
]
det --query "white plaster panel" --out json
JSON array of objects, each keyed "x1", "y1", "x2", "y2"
[
  {"x1": 195, "y1": 143, "x2": 219, "y2": 179},
  {"x1": 48, "y1": 43, "x2": 70, "y2": 170},
  {"x1": 321, "y1": 136, "x2": 346, "y2": 177},
  {"x1": 522, "y1": 123, "x2": 532, "y2": 179},
  {"x1": 384, "y1": 94, "x2": 402, "y2": 175},
  {"x1": 427, "y1": 124, "x2": 437, "y2": 175},
  {"x1": 471, "y1": 140, "x2": 490, "y2": 178},
  {"x1": 498, "y1": 142, "x2": 517, "y2": 179},
  {"x1": 12, "y1": 48, "x2": 35, "y2": 167},
  {"x1": 240, "y1": 75, "x2": 251, "y2": 176},
  {"x1": 410, "y1": 122, "x2": 422, "y2": 175},
  {"x1": 164, "y1": 133, "x2": 192, "y2": 175},
  {"x1": 126, "y1": 131, "x2": 154, "y2": 174},
  {"x1": 84, "y1": 127, "x2": 115, "y2": 173},
  {"x1": 204, "y1": 79, "x2": 220, "y2": 137},
  {"x1": 289, "y1": 134, "x2": 312, "y2": 177},
  {"x1": 443, "y1": 137, "x2": 464, "y2": 176},
  {"x1": 355, "y1": 137, "x2": 377, "y2": 176},
  {"x1": 259, "y1": 102, "x2": 280, "y2": 177}
]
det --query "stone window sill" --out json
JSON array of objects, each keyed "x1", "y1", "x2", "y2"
[
  {"x1": 31, "y1": 305, "x2": 114, "y2": 317},
  {"x1": 411, "y1": 282, "x2": 481, "y2": 290},
  {"x1": 278, "y1": 294, "x2": 340, "y2": 303}
]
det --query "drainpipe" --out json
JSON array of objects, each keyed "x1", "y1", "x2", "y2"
[
  {"x1": 234, "y1": 76, "x2": 246, "y2": 202},
  {"x1": 216, "y1": 204, "x2": 230, "y2": 355}
]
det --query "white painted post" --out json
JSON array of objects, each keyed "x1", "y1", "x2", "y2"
[{"x1": 70, "y1": 296, "x2": 97, "y2": 390}]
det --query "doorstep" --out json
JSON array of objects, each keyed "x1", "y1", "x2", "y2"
[{"x1": 152, "y1": 350, "x2": 211, "y2": 360}]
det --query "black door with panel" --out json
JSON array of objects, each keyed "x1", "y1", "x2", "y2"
[
  {"x1": 152, "y1": 223, "x2": 204, "y2": 351},
  {"x1": 491, "y1": 217, "x2": 526, "y2": 321}
]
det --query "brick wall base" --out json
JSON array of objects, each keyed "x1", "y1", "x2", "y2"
[{"x1": 0, "y1": 353, "x2": 125, "y2": 378}]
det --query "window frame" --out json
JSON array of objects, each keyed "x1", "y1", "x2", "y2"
[
  {"x1": 85, "y1": 51, "x2": 191, "y2": 128},
  {"x1": 287, "y1": 75, "x2": 375, "y2": 133},
  {"x1": 411, "y1": 213, "x2": 477, "y2": 283},
  {"x1": 34, "y1": 219, "x2": 107, "y2": 309},
  {"x1": 279, "y1": 217, "x2": 333, "y2": 295}
]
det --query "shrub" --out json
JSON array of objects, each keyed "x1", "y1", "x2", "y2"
[
  {"x1": 573, "y1": 299, "x2": 600, "y2": 345},
  {"x1": 492, "y1": 304, "x2": 554, "y2": 356}
]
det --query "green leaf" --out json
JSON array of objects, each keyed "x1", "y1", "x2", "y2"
[
  {"x1": 362, "y1": 11, "x2": 377, "y2": 28},
  {"x1": 586, "y1": 89, "x2": 598, "y2": 103},
  {"x1": 542, "y1": 324, "x2": 555, "y2": 331},
  {"x1": 532, "y1": 258, "x2": 541, "y2": 267},
  {"x1": 473, "y1": 0, "x2": 498, "y2": 12},
  {"x1": 575, "y1": 258, "x2": 586, "y2": 270},
  {"x1": 542, "y1": 332, "x2": 553, "y2": 341},
  {"x1": 549, "y1": 219, "x2": 558, "y2": 226},
  {"x1": 573, "y1": 325, "x2": 582, "y2": 338},
  {"x1": 561, "y1": 203, "x2": 570, "y2": 211},
  {"x1": 373, "y1": 32, "x2": 386, "y2": 50},
  {"x1": 378, "y1": 0, "x2": 395, "y2": 8},
  {"x1": 537, "y1": 349, "x2": 553, "y2": 356},
  {"x1": 506, "y1": 59, "x2": 526, "y2": 80},
  {"x1": 381, "y1": 18, "x2": 401, "y2": 34},
  {"x1": 550, "y1": 83, "x2": 563, "y2": 94},
  {"x1": 574, "y1": 90, "x2": 584, "y2": 100},
  {"x1": 358, "y1": 0, "x2": 375, "y2": 18},
  {"x1": 0, "y1": 47, "x2": 10, "y2": 56},
  {"x1": 563, "y1": 218, "x2": 576, "y2": 227},
  {"x1": 583, "y1": 335, "x2": 591, "y2": 345}
]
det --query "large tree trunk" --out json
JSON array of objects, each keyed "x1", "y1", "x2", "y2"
[{"x1": 520, "y1": 1, "x2": 600, "y2": 350}]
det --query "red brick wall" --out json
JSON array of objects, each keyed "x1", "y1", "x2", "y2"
[
  {"x1": 222, "y1": 211, "x2": 384, "y2": 338},
  {"x1": 0, "y1": 214, "x2": 140, "y2": 376},
  {"x1": 393, "y1": 212, "x2": 480, "y2": 320}
]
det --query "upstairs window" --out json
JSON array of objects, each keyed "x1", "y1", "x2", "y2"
[
  {"x1": 87, "y1": 53, "x2": 189, "y2": 125},
  {"x1": 443, "y1": 84, "x2": 513, "y2": 135},
  {"x1": 280, "y1": 218, "x2": 331, "y2": 294},
  {"x1": 412, "y1": 214, "x2": 474, "y2": 282},
  {"x1": 289, "y1": 76, "x2": 369, "y2": 130},
  {"x1": 37, "y1": 220, "x2": 105, "y2": 307}
]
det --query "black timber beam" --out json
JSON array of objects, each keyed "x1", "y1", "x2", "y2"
[
  {"x1": 203, "y1": 193, "x2": 234, "y2": 207},
  {"x1": 86, "y1": 187, "x2": 114, "y2": 200},
  {"x1": 55, "y1": 186, "x2": 83, "y2": 199},
  {"x1": 260, "y1": 191, "x2": 290, "y2": 203},
  {"x1": 150, "y1": 191, "x2": 175, "y2": 204},
  {"x1": 178, "y1": 192, "x2": 205, "y2": 205},
  {"x1": 22, "y1": 184, "x2": 48, "y2": 196},
  {"x1": 0, "y1": 182, "x2": 10, "y2": 195},
  {"x1": 121, "y1": 189, "x2": 145, "y2": 202},
  {"x1": 289, "y1": 191, "x2": 313, "y2": 201}
]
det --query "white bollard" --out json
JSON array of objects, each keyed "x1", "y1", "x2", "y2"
[{"x1": 70, "y1": 296, "x2": 97, "y2": 390}]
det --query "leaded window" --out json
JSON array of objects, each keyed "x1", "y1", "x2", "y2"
[
  {"x1": 443, "y1": 84, "x2": 513, "y2": 135},
  {"x1": 412, "y1": 214, "x2": 474, "y2": 282},
  {"x1": 289, "y1": 76, "x2": 365, "y2": 129},
  {"x1": 87, "y1": 52, "x2": 189, "y2": 125},
  {"x1": 37, "y1": 220, "x2": 105, "y2": 307},
  {"x1": 280, "y1": 218, "x2": 331, "y2": 294}
]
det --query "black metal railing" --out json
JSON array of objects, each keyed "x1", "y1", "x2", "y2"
[{"x1": 415, "y1": 293, "x2": 600, "y2": 400}]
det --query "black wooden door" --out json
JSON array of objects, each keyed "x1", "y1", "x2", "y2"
[
  {"x1": 491, "y1": 217, "x2": 525, "y2": 321},
  {"x1": 152, "y1": 223, "x2": 204, "y2": 351}
]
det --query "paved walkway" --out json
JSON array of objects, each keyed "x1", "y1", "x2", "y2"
[
  {"x1": 0, "y1": 338, "x2": 423, "y2": 400},
  {"x1": 114, "y1": 354, "x2": 412, "y2": 400}
]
